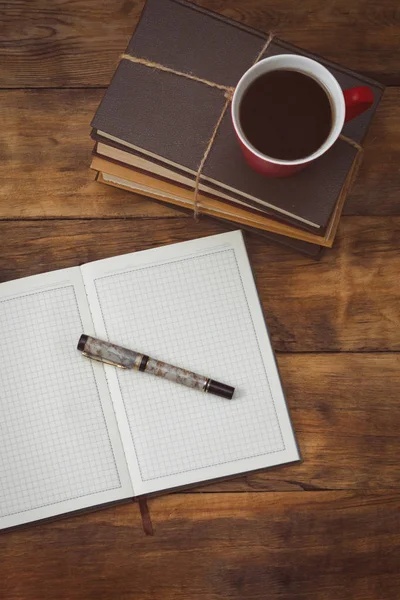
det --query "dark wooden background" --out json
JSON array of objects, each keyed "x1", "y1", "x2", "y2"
[{"x1": 1, "y1": 1, "x2": 399, "y2": 598}]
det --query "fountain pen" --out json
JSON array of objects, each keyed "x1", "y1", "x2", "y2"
[{"x1": 77, "y1": 334, "x2": 235, "y2": 400}]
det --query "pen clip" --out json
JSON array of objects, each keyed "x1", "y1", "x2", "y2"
[{"x1": 81, "y1": 351, "x2": 128, "y2": 369}]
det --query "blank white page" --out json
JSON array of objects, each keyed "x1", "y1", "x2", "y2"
[
  {"x1": 82, "y1": 231, "x2": 299, "y2": 495},
  {"x1": 0, "y1": 268, "x2": 132, "y2": 530}
]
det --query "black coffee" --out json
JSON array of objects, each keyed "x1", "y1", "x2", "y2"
[{"x1": 239, "y1": 69, "x2": 332, "y2": 161}]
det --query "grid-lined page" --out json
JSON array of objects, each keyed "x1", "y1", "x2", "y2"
[
  {"x1": 83, "y1": 232, "x2": 299, "y2": 493},
  {"x1": 0, "y1": 270, "x2": 132, "y2": 529}
]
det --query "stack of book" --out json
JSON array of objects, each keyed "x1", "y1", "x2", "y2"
[{"x1": 90, "y1": 0, "x2": 383, "y2": 257}]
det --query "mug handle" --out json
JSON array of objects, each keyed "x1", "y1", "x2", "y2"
[{"x1": 343, "y1": 86, "x2": 374, "y2": 122}]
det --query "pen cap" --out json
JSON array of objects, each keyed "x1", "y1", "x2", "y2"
[{"x1": 208, "y1": 380, "x2": 235, "y2": 400}]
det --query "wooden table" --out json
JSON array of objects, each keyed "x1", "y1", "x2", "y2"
[{"x1": 1, "y1": 1, "x2": 399, "y2": 598}]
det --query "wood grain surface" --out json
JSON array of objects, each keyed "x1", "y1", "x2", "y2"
[
  {"x1": 1, "y1": 0, "x2": 399, "y2": 598},
  {"x1": 1, "y1": 493, "x2": 399, "y2": 600},
  {"x1": 1, "y1": 0, "x2": 400, "y2": 87},
  {"x1": 0, "y1": 218, "x2": 399, "y2": 352}
]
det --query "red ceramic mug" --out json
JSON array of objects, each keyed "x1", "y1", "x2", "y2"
[{"x1": 231, "y1": 54, "x2": 374, "y2": 177}]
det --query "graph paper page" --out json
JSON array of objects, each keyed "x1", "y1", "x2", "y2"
[
  {"x1": 82, "y1": 231, "x2": 299, "y2": 495},
  {"x1": 0, "y1": 268, "x2": 132, "y2": 530}
]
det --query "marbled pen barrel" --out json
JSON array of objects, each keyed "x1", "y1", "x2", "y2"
[
  {"x1": 144, "y1": 358, "x2": 206, "y2": 391},
  {"x1": 77, "y1": 335, "x2": 235, "y2": 399}
]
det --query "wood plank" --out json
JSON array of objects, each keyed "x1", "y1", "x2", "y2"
[
  {"x1": 1, "y1": 0, "x2": 399, "y2": 87},
  {"x1": 0, "y1": 89, "x2": 397, "y2": 219},
  {"x1": 1, "y1": 492, "x2": 399, "y2": 600},
  {"x1": 348, "y1": 87, "x2": 400, "y2": 215},
  {"x1": 0, "y1": 90, "x2": 179, "y2": 219},
  {"x1": 0, "y1": 217, "x2": 398, "y2": 352}
]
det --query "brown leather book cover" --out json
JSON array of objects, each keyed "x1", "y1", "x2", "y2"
[
  {"x1": 93, "y1": 140, "x2": 322, "y2": 234},
  {"x1": 91, "y1": 155, "x2": 354, "y2": 248},
  {"x1": 91, "y1": 0, "x2": 384, "y2": 230},
  {"x1": 93, "y1": 137, "x2": 332, "y2": 235},
  {"x1": 95, "y1": 171, "x2": 323, "y2": 259}
]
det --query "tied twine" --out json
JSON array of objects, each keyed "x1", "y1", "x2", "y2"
[
  {"x1": 121, "y1": 32, "x2": 275, "y2": 219},
  {"x1": 121, "y1": 34, "x2": 363, "y2": 219},
  {"x1": 339, "y1": 133, "x2": 363, "y2": 152}
]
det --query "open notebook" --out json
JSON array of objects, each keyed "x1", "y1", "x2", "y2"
[{"x1": 0, "y1": 231, "x2": 299, "y2": 530}]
